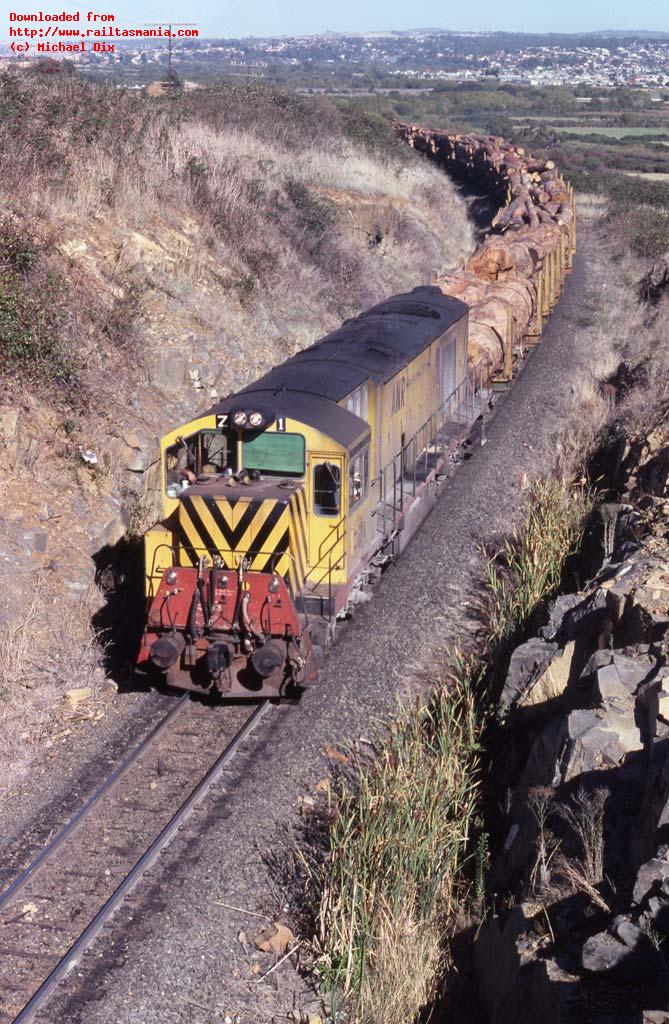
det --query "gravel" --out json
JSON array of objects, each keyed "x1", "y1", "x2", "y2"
[
  {"x1": 23, "y1": 237, "x2": 597, "y2": 1024},
  {"x1": 0, "y1": 690, "x2": 177, "y2": 892}
]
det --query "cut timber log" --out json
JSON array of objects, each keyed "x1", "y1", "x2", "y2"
[{"x1": 394, "y1": 121, "x2": 575, "y2": 384}]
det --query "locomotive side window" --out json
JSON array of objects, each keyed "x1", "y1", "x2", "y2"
[
  {"x1": 345, "y1": 382, "x2": 368, "y2": 422},
  {"x1": 348, "y1": 448, "x2": 369, "y2": 507},
  {"x1": 313, "y1": 463, "x2": 341, "y2": 517}
]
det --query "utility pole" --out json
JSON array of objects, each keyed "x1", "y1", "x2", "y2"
[{"x1": 144, "y1": 21, "x2": 196, "y2": 87}]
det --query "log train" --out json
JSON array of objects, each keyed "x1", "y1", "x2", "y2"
[{"x1": 135, "y1": 130, "x2": 576, "y2": 700}]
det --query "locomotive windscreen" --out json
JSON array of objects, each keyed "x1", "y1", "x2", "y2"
[{"x1": 243, "y1": 432, "x2": 305, "y2": 477}]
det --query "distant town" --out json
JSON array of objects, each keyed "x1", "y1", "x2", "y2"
[{"x1": 2, "y1": 29, "x2": 669, "y2": 89}]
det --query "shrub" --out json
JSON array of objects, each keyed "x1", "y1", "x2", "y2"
[
  {"x1": 0, "y1": 258, "x2": 77, "y2": 392},
  {"x1": 0, "y1": 221, "x2": 37, "y2": 272}
]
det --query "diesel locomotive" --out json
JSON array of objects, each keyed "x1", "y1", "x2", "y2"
[{"x1": 136, "y1": 285, "x2": 492, "y2": 699}]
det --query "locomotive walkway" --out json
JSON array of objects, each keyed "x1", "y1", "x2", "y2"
[{"x1": 27, "y1": 231, "x2": 598, "y2": 1024}]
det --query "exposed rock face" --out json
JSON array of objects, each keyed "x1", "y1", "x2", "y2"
[
  {"x1": 639, "y1": 256, "x2": 669, "y2": 305},
  {"x1": 499, "y1": 638, "x2": 559, "y2": 715},
  {"x1": 475, "y1": 427, "x2": 669, "y2": 1022}
]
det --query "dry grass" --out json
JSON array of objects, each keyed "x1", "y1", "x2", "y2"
[
  {"x1": 0, "y1": 571, "x2": 105, "y2": 783},
  {"x1": 0, "y1": 71, "x2": 473, "y2": 408},
  {"x1": 581, "y1": 207, "x2": 669, "y2": 433},
  {"x1": 546, "y1": 193, "x2": 669, "y2": 477},
  {"x1": 349, "y1": 909, "x2": 443, "y2": 1024},
  {"x1": 555, "y1": 786, "x2": 608, "y2": 887}
]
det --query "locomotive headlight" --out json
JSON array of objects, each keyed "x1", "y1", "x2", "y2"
[
  {"x1": 248, "y1": 410, "x2": 263, "y2": 428},
  {"x1": 232, "y1": 409, "x2": 248, "y2": 427},
  {"x1": 268, "y1": 576, "x2": 280, "y2": 593},
  {"x1": 165, "y1": 569, "x2": 178, "y2": 585}
]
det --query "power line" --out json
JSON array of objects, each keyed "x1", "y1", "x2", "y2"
[{"x1": 144, "y1": 21, "x2": 196, "y2": 84}]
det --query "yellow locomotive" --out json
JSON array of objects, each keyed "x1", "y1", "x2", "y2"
[{"x1": 137, "y1": 285, "x2": 490, "y2": 699}]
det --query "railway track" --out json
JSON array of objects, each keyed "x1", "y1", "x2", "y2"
[{"x1": 0, "y1": 696, "x2": 269, "y2": 1023}]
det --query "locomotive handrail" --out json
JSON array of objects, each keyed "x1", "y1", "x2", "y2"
[
  {"x1": 316, "y1": 516, "x2": 346, "y2": 564},
  {"x1": 374, "y1": 355, "x2": 493, "y2": 533},
  {"x1": 148, "y1": 543, "x2": 301, "y2": 601},
  {"x1": 304, "y1": 519, "x2": 346, "y2": 593},
  {"x1": 151, "y1": 542, "x2": 298, "y2": 572}
]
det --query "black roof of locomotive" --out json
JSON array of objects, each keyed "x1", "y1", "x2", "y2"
[
  {"x1": 242, "y1": 286, "x2": 467, "y2": 397},
  {"x1": 207, "y1": 286, "x2": 466, "y2": 449}
]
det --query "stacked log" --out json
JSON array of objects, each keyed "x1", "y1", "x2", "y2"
[{"x1": 395, "y1": 123, "x2": 577, "y2": 380}]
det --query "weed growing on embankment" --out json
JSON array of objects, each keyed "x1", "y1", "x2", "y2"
[
  {"x1": 484, "y1": 479, "x2": 594, "y2": 647},
  {"x1": 315, "y1": 480, "x2": 594, "y2": 1024},
  {"x1": 317, "y1": 658, "x2": 483, "y2": 1024}
]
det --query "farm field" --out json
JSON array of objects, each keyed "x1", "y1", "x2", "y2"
[
  {"x1": 555, "y1": 125, "x2": 669, "y2": 137},
  {"x1": 623, "y1": 170, "x2": 669, "y2": 179}
]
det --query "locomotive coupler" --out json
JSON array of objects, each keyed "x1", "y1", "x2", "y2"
[{"x1": 206, "y1": 641, "x2": 234, "y2": 691}]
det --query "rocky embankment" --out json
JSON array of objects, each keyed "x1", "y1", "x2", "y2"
[{"x1": 476, "y1": 425, "x2": 669, "y2": 1022}]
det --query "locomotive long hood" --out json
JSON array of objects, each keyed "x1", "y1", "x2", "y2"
[{"x1": 177, "y1": 479, "x2": 309, "y2": 596}]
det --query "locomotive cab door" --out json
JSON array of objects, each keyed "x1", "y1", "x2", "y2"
[
  {"x1": 308, "y1": 453, "x2": 346, "y2": 585},
  {"x1": 346, "y1": 441, "x2": 373, "y2": 576}
]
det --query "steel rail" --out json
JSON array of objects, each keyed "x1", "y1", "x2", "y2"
[
  {"x1": 0, "y1": 691, "x2": 192, "y2": 919},
  {"x1": 12, "y1": 699, "x2": 269, "y2": 1024}
]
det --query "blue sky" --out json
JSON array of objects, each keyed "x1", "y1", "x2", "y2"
[
  {"x1": 108, "y1": 0, "x2": 667, "y2": 37},
  {"x1": 11, "y1": 0, "x2": 669, "y2": 38}
]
